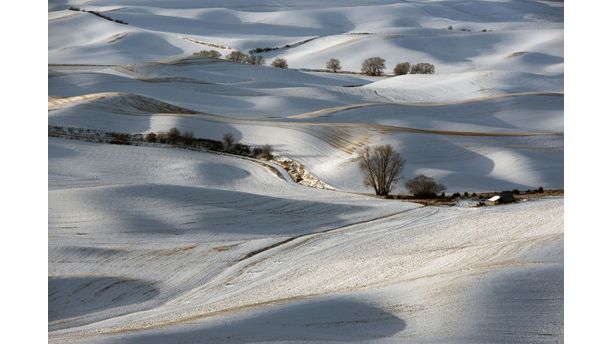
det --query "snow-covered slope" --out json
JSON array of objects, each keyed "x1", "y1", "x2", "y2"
[
  {"x1": 49, "y1": 58, "x2": 563, "y2": 192},
  {"x1": 49, "y1": 0, "x2": 563, "y2": 192},
  {"x1": 49, "y1": 1, "x2": 564, "y2": 342},
  {"x1": 49, "y1": 0, "x2": 563, "y2": 74},
  {"x1": 49, "y1": 137, "x2": 563, "y2": 343}
]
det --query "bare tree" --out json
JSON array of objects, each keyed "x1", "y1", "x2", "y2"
[
  {"x1": 357, "y1": 144, "x2": 405, "y2": 196},
  {"x1": 109, "y1": 133, "x2": 129, "y2": 145},
  {"x1": 326, "y1": 58, "x2": 341, "y2": 72},
  {"x1": 145, "y1": 132, "x2": 157, "y2": 143},
  {"x1": 361, "y1": 57, "x2": 386, "y2": 76},
  {"x1": 193, "y1": 50, "x2": 221, "y2": 58},
  {"x1": 182, "y1": 130, "x2": 194, "y2": 145},
  {"x1": 247, "y1": 54, "x2": 266, "y2": 65},
  {"x1": 271, "y1": 58, "x2": 288, "y2": 68},
  {"x1": 405, "y1": 175, "x2": 446, "y2": 198},
  {"x1": 222, "y1": 132, "x2": 236, "y2": 151},
  {"x1": 157, "y1": 131, "x2": 168, "y2": 144},
  {"x1": 227, "y1": 51, "x2": 248, "y2": 63},
  {"x1": 167, "y1": 127, "x2": 181, "y2": 144},
  {"x1": 410, "y1": 62, "x2": 435, "y2": 74},
  {"x1": 393, "y1": 62, "x2": 411, "y2": 75}
]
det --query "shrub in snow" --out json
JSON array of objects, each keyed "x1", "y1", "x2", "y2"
[
  {"x1": 247, "y1": 54, "x2": 266, "y2": 65},
  {"x1": 167, "y1": 127, "x2": 181, "y2": 144},
  {"x1": 182, "y1": 131, "x2": 194, "y2": 146},
  {"x1": 250, "y1": 147, "x2": 262, "y2": 158},
  {"x1": 193, "y1": 50, "x2": 221, "y2": 58},
  {"x1": 227, "y1": 51, "x2": 248, "y2": 63},
  {"x1": 410, "y1": 63, "x2": 435, "y2": 74},
  {"x1": 145, "y1": 132, "x2": 157, "y2": 143},
  {"x1": 109, "y1": 133, "x2": 129, "y2": 145},
  {"x1": 405, "y1": 175, "x2": 446, "y2": 198},
  {"x1": 254, "y1": 47, "x2": 275, "y2": 53},
  {"x1": 259, "y1": 144, "x2": 273, "y2": 160},
  {"x1": 222, "y1": 133, "x2": 236, "y2": 151},
  {"x1": 393, "y1": 62, "x2": 411, "y2": 75},
  {"x1": 157, "y1": 132, "x2": 168, "y2": 144},
  {"x1": 361, "y1": 57, "x2": 386, "y2": 76},
  {"x1": 271, "y1": 58, "x2": 288, "y2": 68},
  {"x1": 229, "y1": 143, "x2": 250, "y2": 156}
]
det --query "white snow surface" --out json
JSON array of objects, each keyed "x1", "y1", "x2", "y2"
[
  {"x1": 49, "y1": 0, "x2": 563, "y2": 193},
  {"x1": 49, "y1": 138, "x2": 562, "y2": 343},
  {"x1": 49, "y1": 1, "x2": 564, "y2": 342}
]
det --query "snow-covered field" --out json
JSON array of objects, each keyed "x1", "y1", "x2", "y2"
[
  {"x1": 49, "y1": 0, "x2": 563, "y2": 342},
  {"x1": 48, "y1": 0, "x2": 563, "y2": 193},
  {"x1": 49, "y1": 138, "x2": 562, "y2": 343}
]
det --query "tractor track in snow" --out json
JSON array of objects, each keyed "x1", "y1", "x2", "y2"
[
  {"x1": 50, "y1": 206, "x2": 438, "y2": 340},
  {"x1": 237, "y1": 206, "x2": 434, "y2": 262}
]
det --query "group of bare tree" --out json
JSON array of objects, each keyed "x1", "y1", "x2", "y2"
[
  {"x1": 225, "y1": 51, "x2": 287, "y2": 68},
  {"x1": 195, "y1": 50, "x2": 433, "y2": 75},
  {"x1": 193, "y1": 50, "x2": 222, "y2": 58},
  {"x1": 193, "y1": 49, "x2": 265, "y2": 65},
  {"x1": 363, "y1": 59, "x2": 435, "y2": 76},
  {"x1": 357, "y1": 144, "x2": 445, "y2": 197},
  {"x1": 392, "y1": 62, "x2": 436, "y2": 75},
  {"x1": 409, "y1": 62, "x2": 435, "y2": 74},
  {"x1": 146, "y1": 127, "x2": 195, "y2": 145},
  {"x1": 141, "y1": 129, "x2": 273, "y2": 160},
  {"x1": 324, "y1": 57, "x2": 434, "y2": 76},
  {"x1": 226, "y1": 51, "x2": 266, "y2": 65},
  {"x1": 194, "y1": 49, "x2": 289, "y2": 68},
  {"x1": 222, "y1": 133, "x2": 274, "y2": 160}
]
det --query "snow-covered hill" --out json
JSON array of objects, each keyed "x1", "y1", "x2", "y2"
[
  {"x1": 49, "y1": 57, "x2": 562, "y2": 192},
  {"x1": 49, "y1": 137, "x2": 562, "y2": 343},
  {"x1": 49, "y1": 1, "x2": 564, "y2": 342}
]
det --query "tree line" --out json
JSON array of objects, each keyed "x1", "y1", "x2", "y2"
[{"x1": 193, "y1": 49, "x2": 434, "y2": 75}]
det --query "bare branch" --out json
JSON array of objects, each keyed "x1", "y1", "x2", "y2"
[{"x1": 357, "y1": 144, "x2": 405, "y2": 196}]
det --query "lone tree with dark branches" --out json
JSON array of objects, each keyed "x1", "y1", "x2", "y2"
[
  {"x1": 326, "y1": 58, "x2": 341, "y2": 72},
  {"x1": 222, "y1": 132, "x2": 236, "y2": 151},
  {"x1": 357, "y1": 144, "x2": 405, "y2": 196},
  {"x1": 361, "y1": 57, "x2": 386, "y2": 76}
]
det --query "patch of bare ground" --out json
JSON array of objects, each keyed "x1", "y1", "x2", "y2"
[
  {"x1": 488, "y1": 189, "x2": 564, "y2": 200},
  {"x1": 145, "y1": 245, "x2": 197, "y2": 257},
  {"x1": 385, "y1": 189, "x2": 563, "y2": 206},
  {"x1": 274, "y1": 157, "x2": 335, "y2": 189},
  {"x1": 507, "y1": 51, "x2": 527, "y2": 58},
  {"x1": 212, "y1": 244, "x2": 239, "y2": 253}
]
